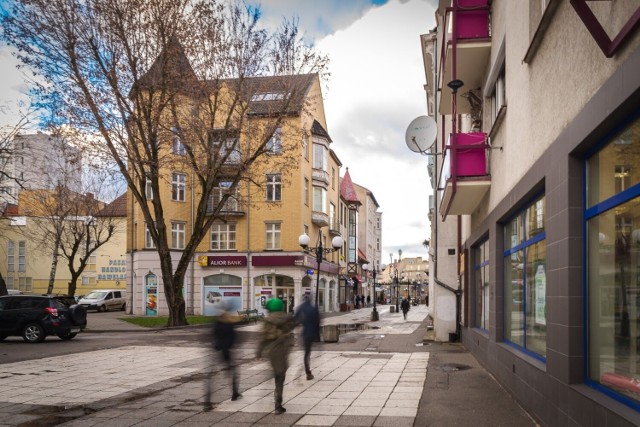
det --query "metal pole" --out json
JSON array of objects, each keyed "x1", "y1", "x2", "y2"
[
  {"x1": 395, "y1": 270, "x2": 399, "y2": 313},
  {"x1": 371, "y1": 264, "x2": 379, "y2": 321},
  {"x1": 315, "y1": 246, "x2": 322, "y2": 308}
]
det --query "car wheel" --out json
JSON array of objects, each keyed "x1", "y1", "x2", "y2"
[
  {"x1": 70, "y1": 305, "x2": 87, "y2": 325},
  {"x1": 121, "y1": 303, "x2": 126, "y2": 311},
  {"x1": 57, "y1": 332, "x2": 78, "y2": 340},
  {"x1": 22, "y1": 323, "x2": 46, "y2": 343},
  {"x1": 98, "y1": 305, "x2": 107, "y2": 312}
]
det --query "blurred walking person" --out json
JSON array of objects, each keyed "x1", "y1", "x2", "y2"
[
  {"x1": 401, "y1": 297, "x2": 410, "y2": 320},
  {"x1": 294, "y1": 296, "x2": 320, "y2": 380},
  {"x1": 257, "y1": 298, "x2": 295, "y2": 414},
  {"x1": 204, "y1": 301, "x2": 241, "y2": 411}
]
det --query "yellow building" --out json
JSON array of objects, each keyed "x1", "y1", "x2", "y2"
[
  {"x1": 126, "y1": 55, "x2": 343, "y2": 315},
  {"x1": 0, "y1": 192, "x2": 127, "y2": 296}
]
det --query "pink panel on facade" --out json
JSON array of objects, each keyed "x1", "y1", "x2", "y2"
[
  {"x1": 455, "y1": 0, "x2": 489, "y2": 39},
  {"x1": 455, "y1": 132, "x2": 486, "y2": 177}
]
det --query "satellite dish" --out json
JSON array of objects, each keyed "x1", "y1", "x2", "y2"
[{"x1": 405, "y1": 115, "x2": 437, "y2": 153}]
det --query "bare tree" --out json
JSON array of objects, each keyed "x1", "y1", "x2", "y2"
[
  {"x1": 1, "y1": 0, "x2": 329, "y2": 325},
  {"x1": 0, "y1": 112, "x2": 33, "y2": 296}
]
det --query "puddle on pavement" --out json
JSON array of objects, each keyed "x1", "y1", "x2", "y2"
[
  {"x1": 335, "y1": 323, "x2": 371, "y2": 334},
  {"x1": 433, "y1": 363, "x2": 471, "y2": 373}
]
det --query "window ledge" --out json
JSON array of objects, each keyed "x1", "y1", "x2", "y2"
[
  {"x1": 488, "y1": 105, "x2": 507, "y2": 140},
  {"x1": 523, "y1": 0, "x2": 561, "y2": 64}
]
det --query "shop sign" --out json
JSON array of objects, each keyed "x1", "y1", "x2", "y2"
[
  {"x1": 252, "y1": 255, "x2": 305, "y2": 267},
  {"x1": 198, "y1": 255, "x2": 247, "y2": 267}
]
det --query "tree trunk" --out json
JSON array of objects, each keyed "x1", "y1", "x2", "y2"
[
  {"x1": 67, "y1": 273, "x2": 80, "y2": 297},
  {"x1": 0, "y1": 272, "x2": 7, "y2": 296},
  {"x1": 47, "y1": 235, "x2": 61, "y2": 294}
]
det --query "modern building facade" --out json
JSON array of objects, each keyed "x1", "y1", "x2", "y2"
[
  {"x1": 422, "y1": 0, "x2": 640, "y2": 425},
  {"x1": 0, "y1": 133, "x2": 82, "y2": 205}
]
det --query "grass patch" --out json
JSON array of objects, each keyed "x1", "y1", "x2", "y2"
[{"x1": 119, "y1": 315, "x2": 215, "y2": 328}]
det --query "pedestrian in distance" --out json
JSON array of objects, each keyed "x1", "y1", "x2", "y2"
[
  {"x1": 257, "y1": 297, "x2": 295, "y2": 415},
  {"x1": 293, "y1": 296, "x2": 320, "y2": 380},
  {"x1": 401, "y1": 297, "x2": 410, "y2": 320},
  {"x1": 366, "y1": 295, "x2": 371, "y2": 307},
  {"x1": 204, "y1": 301, "x2": 241, "y2": 411}
]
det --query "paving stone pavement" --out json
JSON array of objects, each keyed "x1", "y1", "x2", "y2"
[{"x1": 0, "y1": 305, "x2": 538, "y2": 426}]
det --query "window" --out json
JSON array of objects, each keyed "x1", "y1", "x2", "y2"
[
  {"x1": 332, "y1": 167, "x2": 335, "y2": 189},
  {"x1": 266, "y1": 222, "x2": 281, "y2": 250},
  {"x1": 586, "y1": 115, "x2": 640, "y2": 406},
  {"x1": 172, "y1": 173, "x2": 186, "y2": 201},
  {"x1": 172, "y1": 127, "x2": 185, "y2": 155},
  {"x1": 491, "y1": 67, "x2": 506, "y2": 126},
  {"x1": 7, "y1": 240, "x2": 14, "y2": 272},
  {"x1": 6, "y1": 276, "x2": 13, "y2": 290},
  {"x1": 504, "y1": 195, "x2": 546, "y2": 358},
  {"x1": 18, "y1": 241, "x2": 26, "y2": 272},
  {"x1": 145, "y1": 178, "x2": 153, "y2": 200},
  {"x1": 18, "y1": 277, "x2": 32, "y2": 292},
  {"x1": 211, "y1": 222, "x2": 236, "y2": 250},
  {"x1": 266, "y1": 128, "x2": 282, "y2": 155},
  {"x1": 171, "y1": 222, "x2": 185, "y2": 249},
  {"x1": 219, "y1": 138, "x2": 241, "y2": 164},
  {"x1": 82, "y1": 276, "x2": 96, "y2": 286},
  {"x1": 210, "y1": 181, "x2": 238, "y2": 212},
  {"x1": 86, "y1": 255, "x2": 97, "y2": 272},
  {"x1": 330, "y1": 203, "x2": 336, "y2": 228},
  {"x1": 266, "y1": 174, "x2": 281, "y2": 201},
  {"x1": 304, "y1": 178, "x2": 310, "y2": 206},
  {"x1": 313, "y1": 186, "x2": 327, "y2": 213},
  {"x1": 313, "y1": 143, "x2": 328, "y2": 171},
  {"x1": 251, "y1": 92, "x2": 288, "y2": 101},
  {"x1": 475, "y1": 239, "x2": 490, "y2": 331},
  {"x1": 145, "y1": 224, "x2": 156, "y2": 249}
]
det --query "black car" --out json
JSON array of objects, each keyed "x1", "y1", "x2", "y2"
[{"x1": 0, "y1": 294, "x2": 87, "y2": 343}]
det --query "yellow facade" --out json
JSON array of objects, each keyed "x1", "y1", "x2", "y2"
[{"x1": 126, "y1": 73, "x2": 344, "y2": 315}]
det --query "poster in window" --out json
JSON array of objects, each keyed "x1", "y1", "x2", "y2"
[
  {"x1": 534, "y1": 264, "x2": 546, "y2": 325},
  {"x1": 145, "y1": 274, "x2": 158, "y2": 316}
]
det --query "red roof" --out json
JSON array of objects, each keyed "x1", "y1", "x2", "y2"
[
  {"x1": 97, "y1": 193, "x2": 127, "y2": 217},
  {"x1": 340, "y1": 168, "x2": 360, "y2": 204}
]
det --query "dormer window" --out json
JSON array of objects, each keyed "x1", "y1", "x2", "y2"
[{"x1": 251, "y1": 92, "x2": 288, "y2": 101}]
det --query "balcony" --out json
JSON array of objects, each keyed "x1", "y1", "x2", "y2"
[
  {"x1": 439, "y1": 132, "x2": 490, "y2": 218},
  {"x1": 312, "y1": 211, "x2": 329, "y2": 227},
  {"x1": 438, "y1": 0, "x2": 491, "y2": 115},
  {"x1": 312, "y1": 168, "x2": 329, "y2": 186},
  {"x1": 206, "y1": 195, "x2": 245, "y2": 217}
]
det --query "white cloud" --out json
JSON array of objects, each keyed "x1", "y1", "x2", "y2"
[{"x1": 317, "y1": 0, "x2": 436, "y2": 259}]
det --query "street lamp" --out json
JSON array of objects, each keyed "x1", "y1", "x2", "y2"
[
  {"x1": 299, "y1": 232, "x2": 343, "y2": 308},
  {"x1": 395, "y1": 249, "x2": 402, "y2": 313},
  {"x1": 362, "y1": 262, "x2": 385, "y2": 321}
]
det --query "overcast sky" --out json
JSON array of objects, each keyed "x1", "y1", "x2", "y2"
[
  {"x1": 0, "y1": 0, "x2": 437, "y2": 261},
  {"x1": 256, "y1": 0, "x2": 437, "y2": 261}
]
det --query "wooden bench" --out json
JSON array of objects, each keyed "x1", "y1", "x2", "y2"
[{"x1": 237, "y1": 309, "x2": 264, "y2": 323}]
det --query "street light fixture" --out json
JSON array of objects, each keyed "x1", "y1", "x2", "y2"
[
  {"x1": 299, "y1": 232, "x2": 343, "y2": 308},
  {"x1": 362, "y1": 262, "x2": 385, "y2": 321}
]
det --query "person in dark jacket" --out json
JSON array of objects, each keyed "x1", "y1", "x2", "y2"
[
  {"x1": 257, "y1": 297, "x2": 295, "y2": 415},
  {"x1": 294, "y1": 296, "x2": 320, "y2": 380},
  {"x1": 401, "y1": 298, "x2": 410, "y2": 320},
  {"x1": 204, "y1": 302, "x2": 241, "y2": 411}
]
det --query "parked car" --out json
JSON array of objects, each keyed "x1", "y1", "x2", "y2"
[
  {"x1": 0, "y1": 294, "x2": 87, "y2": 343},
  {"x1": 78, "y1": 289, "x2": 126, "y2": 312}
]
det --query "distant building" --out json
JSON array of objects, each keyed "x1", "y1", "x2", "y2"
[{"x1": 0, "y1": 132, "x2": 82, "y2": 205}]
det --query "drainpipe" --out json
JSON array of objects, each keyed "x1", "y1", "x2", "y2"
[{"x1": 246, "y1": 175, "x2": 252, "y2": 310}]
